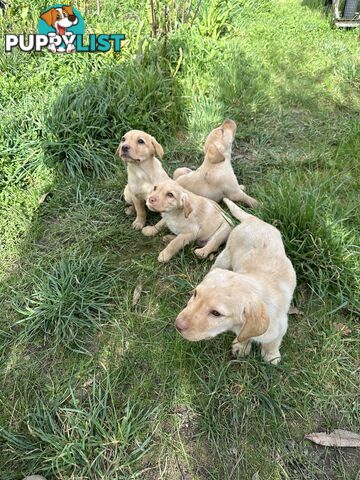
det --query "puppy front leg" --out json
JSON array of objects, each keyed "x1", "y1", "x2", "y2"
[
  {"x1": 261, "y1": 338, "x2": 283, "y2": 365},
  {"x1": 232, "y1": 338, "x2": 252, "y2": 357},
  {"x1": 227, "y1": 188, "x2": 258, "y2": 208},
  {"x1": 124, "y1": 184, "x2": 135, "y2": 216},
  {"x1": 132, "y1": 196, "x2": 147, "y2": 230},
  {"x1": 158, "y1": 233, "x2": 195, "y2": 262},
  {"x1": 142, "y1": 219, "x2": 166, "y2": 237}
]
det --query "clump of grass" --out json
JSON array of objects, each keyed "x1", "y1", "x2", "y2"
[
  {"x1": 0, "y1": 377, "x2": 156, "y2": 478},
  {"x1": 257, "y1": 175, "x2": 359, "y2": 310},
  {"x1": 45, "y1": 61, "x2": 186, "y2": 177},
  {"x1": 14, "y1": 253, "x2": 120, "y2": 351}
]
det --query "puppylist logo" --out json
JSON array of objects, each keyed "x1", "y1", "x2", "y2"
[{"x1": 5, "y1": 4, "x2": 125, "y2": 53}]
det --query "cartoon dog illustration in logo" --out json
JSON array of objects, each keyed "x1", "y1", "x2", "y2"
[{"x1": 40, "y1": 5, "x2": 78, "y2": 52}]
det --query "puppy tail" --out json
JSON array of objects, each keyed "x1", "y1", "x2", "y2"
[{"x1": 223, "y1": 198, "x2": 253, "y2": 222}]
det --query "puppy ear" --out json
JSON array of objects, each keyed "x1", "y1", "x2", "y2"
[
  {"x1": 181, "y1": 192, "x2": 193, "y2": 218},
  {"x1": 151, "y1": 137, "x2": 164, "y2": 159},
  {"x1": 62, "y1": 5, "x2": 74, "y2": 15},
  {"x1": 237, "y1": 300, "x2": 270, "y2": 343},
  {"x1": 40, "y1": 8, "x2": 55, "y2": 26},
  {"x1": 206, "y1": 144, "x2": 225, "y2": 164},
  {"x1": 222, "y1": 119, "x2": 237, "y2": 133}
]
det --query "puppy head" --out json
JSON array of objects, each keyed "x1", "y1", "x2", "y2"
[
  {"x1": 146, "y1": 180, "x2": 193, "y2": 217},
  {"x1": 175, "y1": 268, "x2": 270, "y2": 342},
  {"x1": 40, "y1": 6, "x2": 78, "y2": 29},
  {"x1": 117, "y1": 130, "x2": 164, "y2": 163},
  {"x1": 204, "y1": 119, "x2": 237, "y2": 164}
]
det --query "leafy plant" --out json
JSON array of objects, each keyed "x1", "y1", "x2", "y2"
[{"x1": 45, "y1": 62, "x2": 186, "y2": 177}]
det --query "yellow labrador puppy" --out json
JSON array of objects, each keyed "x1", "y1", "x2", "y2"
[
  {"x1": 175, "y1": 198, "x2": 296, "y2": 364},
  {"x1": 173, "y1": 120, "x2": 257, "y2": 207},
  {"x1": 142, "y1": 180, "x2": 231, "y2": 262},
  {"x1": 117, "y1": 130, "x2": 169, "y2": 229}
]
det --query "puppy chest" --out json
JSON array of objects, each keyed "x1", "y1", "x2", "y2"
[
  {"x1": 164, "y1": 215, "x2": 192, "y2": 235},
  {"x1": 128, "y1": 171, "x2": 153, "y2": 199}
]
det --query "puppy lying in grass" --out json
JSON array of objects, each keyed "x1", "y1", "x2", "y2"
[
  {"x1": 117, "y1": 130, "x2": 169, "y2": 229},
  {"x1": 173, "y1": 119, "x2": 257, "y2": 208},
  {"x1": 142, "y1": 180, "x2": 232, "y2": 262},
  {"x1": 175, "y1": 198, "x2": 296, "y2": 364}
]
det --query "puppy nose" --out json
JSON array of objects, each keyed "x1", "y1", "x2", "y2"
[
  {"x1": 121, "y1": 144, "x2": 129, "y2": 152},
  {"x1": 176, "y1": 317, "x2": 188, "y2": 332},
  {"x1": 68, "y1": 15, "x2": 76, "y2": 21},
  {"x1": 148, "y1": 196, "x2": 157, "y2": 204}
]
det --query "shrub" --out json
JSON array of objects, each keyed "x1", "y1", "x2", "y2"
[{"x1": 44, "y1": 62, "x2": 186, "y2": 177}]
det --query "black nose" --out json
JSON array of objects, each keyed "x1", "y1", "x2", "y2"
[
  {"x1": 121, "y1": 145, "x2": 129, "y2": 152},
  {"x1": 68, "y1": 15, "x2": 77, "y2": 21}
]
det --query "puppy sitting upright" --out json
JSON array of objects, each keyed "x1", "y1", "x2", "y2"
[
  {"x1": 118, "y1": 130, "x2": 169, "y2": 229},
  {"x1": 173, "y1": 119, "x2": 257, "y2": 207},
  {"x1": 175, "y1": 199, "x2": 296, "y2": 364},
  {"x1": 142, "y1": 180, "x2": 231, "y2": 262}
]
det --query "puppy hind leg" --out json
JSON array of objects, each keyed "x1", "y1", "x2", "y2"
[
  {"x1": 227, "y1": 188, "x2": 258, "y2": 208},
  {"x1": 158, "y1": 232, "x2": 195, "y2": 262},
  {"x1": 173, "y1": 167, "x2": 192, "y2": 180},
  {"x1": 211, "y1": 247, "x2": 232, "y2": 270},
  {"x1": 194, "y1": 224, "x2": 231, "y2": 259}
]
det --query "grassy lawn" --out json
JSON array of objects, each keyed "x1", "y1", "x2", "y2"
[{"x1": 0, "y1": 0, "x2": 359, "y2": 478}]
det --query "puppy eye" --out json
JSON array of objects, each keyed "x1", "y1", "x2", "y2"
[
  {"x1": 153, "y1": 186, "x2": 157, "y2": 191},
  {"x1": 210, "y1": 310, "x2": 221, "y2": 317},
  {"x1": 121, "y1": 136, "x2": 126, "y2": 142},
  {"x1": 193, "y1": 290, "x2": 197, "y2": 298},
  {"x1": 138, "y1": 138, "x2": 145, "y2": 144},
  {"x1": 166, "y1": 192, "x2": 174, "y2": 198},
  {"x1": 56, "y1": 14, "x2": 61, "y2": 19}
]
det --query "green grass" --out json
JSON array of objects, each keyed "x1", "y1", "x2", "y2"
[
  {"x1": 1, "y1": 0, "x2": 359, "y2": 478},
  {"x1": 13, "y1": 253, "x2": 122, "y2": 352}
]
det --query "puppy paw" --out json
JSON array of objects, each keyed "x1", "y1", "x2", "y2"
[
  {"x1": 162, "y1": 235, "x2": 176, "y2": 244},
  {"x1": 142, "y1": 226, "x2": 158, "y2": 237},
  {"x1": 158, "y1": 250, "x2": 172, "y2": 263},
  {"x1": 261, "y1": 349, "x2": 281, "y2": 365},
  {"x1": 194, "y1": 248, "x2": 209, "y2": 259},
  {"x1": 232, "y1": 340, "x2": 252, "y2": 357},
  {"x1": 132, "y1": 218, "x2": 145, "y2": 230},
  {"x1": 248, "y1": 198, "x2": 258, "y2": 208},
  {"x1": 239, "y1": 184, "x2": 246, "y2": 191},
  {"x1": 125, "y1": 206, "x2": 134, "y2": 216}
]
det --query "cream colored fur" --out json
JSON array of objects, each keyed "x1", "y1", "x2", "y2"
[
  {"x1": 174, "y1": 120, "x2": 257, "y2": 207},
  {"x1": 142, "y1": 180, "x2": 232, "y2": 262},
  {"x1": 175, "y1": 198, "x2": 296, "y2": 364},
  {"x1": 117, "y1": 130, "x2": 169, "y2": 229}
]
